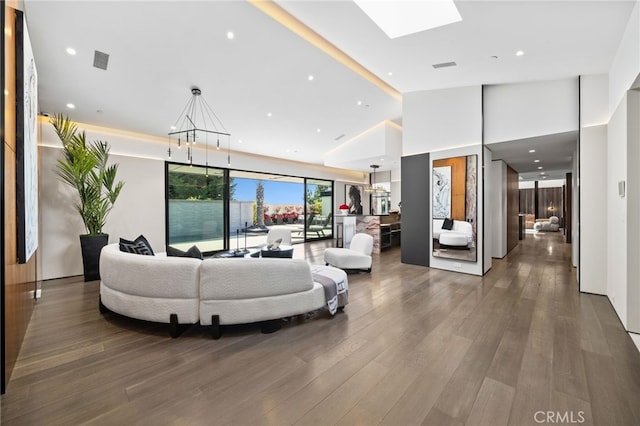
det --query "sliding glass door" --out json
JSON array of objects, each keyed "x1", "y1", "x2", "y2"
[
  {"x1": 229, "y1": 170, "x2": 305, "y2": 246},
  {"x1": 166, "y1": 164, "x2": 334, "y2": 252},
  {"x1": 166, "y1": 164, "x2": 226, "y2": 253},
  {"x1": 305, "y1": 179, "x2": 333, "y2": 241}
]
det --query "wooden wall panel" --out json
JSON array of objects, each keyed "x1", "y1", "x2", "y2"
[
  {"x1": 3, "y1": 5, "x2": 37, "y2": 394},
  {"x1": 506, "y1": 165, "x2": 519, "y2": 253},
  {"x1": 433, "y1": 156, "x2": 467, "y2": 220},
  {"x1": 537, "y1": 187, "x2": 563, "y2": 219},
  {"x1": 519, "y1": 188, "x2": 535, "y2": 214}
]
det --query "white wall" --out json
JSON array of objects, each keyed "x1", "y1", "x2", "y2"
[
  {"x1": 626, "y1": 90, "x2": 640, "y2": 334},
  {"x1": 538, "y1": 179, "x2": 565, "y2": 188},
  {"x1": 581, "y1": 74, "x2": 609, "y2": 126},
  {"x1": 607, "y1": 95, "x2": 628, "y2": 327},
  {"x1": 484, "y1": 78, "x2": 579, "y2": 144},
  {"x1": 579, "y1": 124, "x2": 607, "y2": 294},
  {"x1": 632, "y1": 334, "x2": 640, "y2": 353},
  {"x1": 609, "y1": 1, "x2": 640, "y2": 115},
  {"x1": 323, "y1": 121, "x2": 402, "y2": 171},
  {"x1": 491, "y1": 160, "x2": 507, "y2": 259},
  {"x1": 403, "y1": 86, "x2": 482, "y2": 155},
  {"x1": 390, "y1": 167, "x2": 401, "y2": 212},
  {"x1": 40, "y1": 146, "x2": 165, "y2": 280},
  {"x1": 577, "y1": 73, "x2": 610, "y2": 287},
  {"x1": 572, "y1": 143, "x2": 579, "y2": 269}
]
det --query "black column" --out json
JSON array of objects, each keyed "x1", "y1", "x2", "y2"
[{"x1": 401, "y1": 153, "x2": 430, "y2": 266}]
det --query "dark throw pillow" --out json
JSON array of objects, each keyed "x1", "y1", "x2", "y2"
[
  {"x1": 442, "y1": 218, "x2": 454, "y2": 230},
  {"x1": 119, "y1": 235, "x2": 155, "y2": 256},
  {"x1": 167, "y1": 245, "x2": 203, "y2": 260}
]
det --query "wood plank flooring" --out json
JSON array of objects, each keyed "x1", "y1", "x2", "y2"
[{"x1": 2, "y1": 232, "x2": 640, "y2": 425}]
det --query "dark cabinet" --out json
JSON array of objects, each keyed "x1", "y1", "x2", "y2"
[{"x1": 381, "y1": 222, "x2": 401, "y2": 250}]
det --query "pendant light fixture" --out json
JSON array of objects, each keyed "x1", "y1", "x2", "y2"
[
  {"x1": 364, "y1": 164, "x2": 388, "y2": 193},
  {"x1": 167, "y1": 87, "x2": 231, "y2": 169}
]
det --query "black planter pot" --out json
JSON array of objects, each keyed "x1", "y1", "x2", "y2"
[{"x1": 80, "y1": 234, "x2": 109, "y2": 282}]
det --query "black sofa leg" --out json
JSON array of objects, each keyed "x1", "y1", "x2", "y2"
[
  {"x1": 99, "y1": 296, "x2": 109, "y2": 314},
  {"x1": 169, "y1": 313, "x2": 180, "y2": 338},
  {"x1": 261, "y1": 319, "x2": 282, "y2": 334},
  {"x1": 211, "y1": 315, "x2": 222, "y2": 340}
]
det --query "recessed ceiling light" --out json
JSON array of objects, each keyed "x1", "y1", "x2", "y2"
[
  {"x1": 540, "y1": 172, "x2": 545, "y2": 175},
  {"x1": 357, "y1": 100, "x2": 362, "y2": 106},
  {"x1": 66, "y1": 103, "x2": 75, "y2": 109},
  {"x1": 529, "y1": 149, "x2": 535, "y2": 153},
  {"x1": 516, "y1": 50, "x2": 525, "y2": 57},
  {"x1": 387, "y1": 71, "x2": 393, "y2": 76},
  {"x1": 238, "y1": 139, "x2": 243, "y2": 144},
  {"x1": 267, "y1": 112, "x2": 272, "y2": 117},
  {"x1": 226, "y1": 31, "x2": 234, "y2": 40},
  {"x1": 308, "y1": 75, "x2": 314, "y2": 81},
  {"x1": 543, "y1": 176, "x2": 547, "y2": 179},
  {"x1": 380, "y1": 158, "x2": 385, "y2": 161},
  {"x1": 170, "y1": 125, "x2": 176, "y2": 130},
  {"x1": 534, "y1": 159, "x2": 540, "y2": 163},
  {"x1": 286, "y1": 149, "x2": 291, "y2": 153},
  {"x1": 538, "y1": 166, "x2": 543, "y2": 170},
  {"x1": 66, "y1": 47, "x2": 76, "y2": 56},
  {"x1": 316, "y1": 128, "x2": 321, "y2": 132}
]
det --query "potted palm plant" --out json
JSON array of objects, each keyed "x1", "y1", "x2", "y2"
[{"x1": 50, "y1": 114, "x2": 124, "y2": 281}]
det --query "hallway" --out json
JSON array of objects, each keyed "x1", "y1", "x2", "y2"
[{"x1": 1, "y1": 233, "x2": 639, "y2": 425}]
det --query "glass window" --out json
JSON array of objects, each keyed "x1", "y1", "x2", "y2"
[{"x1": 166, "y1": 164, "x2": 225, "y2": 253}]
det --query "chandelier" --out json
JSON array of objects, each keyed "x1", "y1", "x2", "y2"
[
  {"x1": 167, "y1": 87, "x2": 231, "y2": 169},
  {"x1": 364, "y1": 164, "x2": 389, "y2": 193}
]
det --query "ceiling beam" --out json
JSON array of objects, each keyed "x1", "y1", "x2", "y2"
[{"x1": 248, "y1": 0, "x2": 402, "y2": 101}]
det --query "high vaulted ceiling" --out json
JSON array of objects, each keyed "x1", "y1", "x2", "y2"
[{"x1": 24, "y1": 1, "x2": 635, "y2": 174}]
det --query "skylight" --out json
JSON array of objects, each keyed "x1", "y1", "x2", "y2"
[{"x1": 354, "y1": 0, "x2": 462, "y2": 39}]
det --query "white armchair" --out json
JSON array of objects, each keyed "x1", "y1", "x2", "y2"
[
  {"x1": 267, "y1": 228, "x2": 292, "y2": 245},
  {"x1": 324, "y1": 233, "x2": 373, "y2": 272}
]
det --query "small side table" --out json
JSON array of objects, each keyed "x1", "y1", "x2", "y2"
[{"x1": 252, "y1": 245, "x2": 294, "y2": 258}]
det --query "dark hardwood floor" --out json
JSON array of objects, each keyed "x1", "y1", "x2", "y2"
[{"x1": 2, "y1": 233, "x2": 640, "y2": 425}]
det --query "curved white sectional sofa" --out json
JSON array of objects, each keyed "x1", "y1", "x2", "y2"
[
  {"x1": 100, "y1": 244, "x2": 202, "y2": 326},
  {"x1": 99, "y1": 244, "x2": 345, "y2": 338}
]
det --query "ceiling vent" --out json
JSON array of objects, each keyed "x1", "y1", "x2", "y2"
[
  {"x1": 432, "y1": 61, "x2": 457, "y2": 69},
  {"x1": 93, "y1": 50, "x2": 110, "y2": 70}
]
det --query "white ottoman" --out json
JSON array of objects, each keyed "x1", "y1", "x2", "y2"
[{"x1": 439, "y1": 232, "x2": 468, "y2": 247}]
